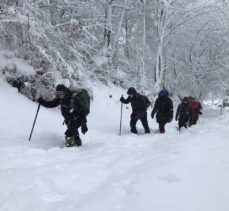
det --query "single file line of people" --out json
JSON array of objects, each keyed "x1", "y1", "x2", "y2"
[
  {"x1": 120, "y1": 88, "x2": 202, "y2": 134},
  {"x1": 36, "y1": 85, "x2": 202, "y2": 148}
]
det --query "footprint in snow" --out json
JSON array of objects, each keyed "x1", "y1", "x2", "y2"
[{"x1": 158, "y1": 174, "x2": 181, "y2": 184}]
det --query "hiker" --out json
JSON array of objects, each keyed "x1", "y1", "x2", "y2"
[
  {"x1": 38, "y1": 84, "x2": 89, "y2": 147},
  {"x1": 151, "y1": 89, "x2": 173, "y2": 133},
  {"x1": 175, "y1": 97, "x2": 190, "y2": 130},
  {"x1": 189, "y1": 96, "x2": 202, "y2": 126},
  {"x1": 120, "y1": 87, "x2": 151, "y2": 134}
]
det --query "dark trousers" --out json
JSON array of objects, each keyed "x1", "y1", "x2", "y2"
[
  {"x1": 156, "y1": 114, "x2": 169, "y2": 133},
  {"x1": 189, "y1": 115, "x2": 198, "y2": 126},
  {"x1": 158, "y1": 123, "x2": 165, "y2": 133},
  {"x1": 130, "y1": 112, "x2": 150, "y2": 133},
  {"x1": 178, "y1": 117, "x2": 188, "y2": 129},
  {"x1": 65, "y1": 119, "x2": 82, "y2": 146}
]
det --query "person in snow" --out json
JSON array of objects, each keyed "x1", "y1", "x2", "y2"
[
  {"x1": 188, "y1": 96, "x2": 202, "y2": 126},
  {"x1": 175, "y1": 97, "x2": 191, "y2": 130},
  {"x1": 120, "y1": 87, "x2": 151, "y2": 134},
  {"x1": 151, "y1": 89, "x2": 173, "y2": 133},
  {"x1": 38, "y1": 84, "x2": 88, "y2": 147}
]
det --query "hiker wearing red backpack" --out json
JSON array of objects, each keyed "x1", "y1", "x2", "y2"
[{"x1": 188, "y1": 97, "x2": 202, "y2": 126}]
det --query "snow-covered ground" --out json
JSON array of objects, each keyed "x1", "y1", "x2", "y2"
[{"x1": 0, "y1": 80, "x2": 229, "y2": 211}]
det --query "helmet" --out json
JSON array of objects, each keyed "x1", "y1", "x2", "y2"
[
  {"x1": 127, "y1": 87, "x2": 137, "y2": 95},
  {"x1": 158, "y1": 89, "x2": 168, "y2": 97}
]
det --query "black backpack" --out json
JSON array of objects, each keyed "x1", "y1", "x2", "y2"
[
  {"x1": 141, "y1": 95, "x2": 151, "y2": 109},
  {"x1": 73, "y1": 89, "x2": 90, "y2": 116}
]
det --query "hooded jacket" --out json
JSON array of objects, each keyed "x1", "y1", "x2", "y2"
[
  {"x1": 175, "y1": 101, "x2": 191, "y2": 121},
  {"x1": 121, "y1": 94, "x2": 150, "y2": 115},
  {"x1": 151, "y1": 95, "x2": 173, "y2": 122},
  {"x1": 39, "y1": 86, "x2": 86, "y2": 124}
]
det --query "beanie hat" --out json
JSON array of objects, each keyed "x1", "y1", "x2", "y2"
[
  {"x1": 182, "y1": 97, "x2": 189, "y2": 103},
  {"x1": 158, "y1": 89, "x2": 169, "y2": 97},
  {"x1": 127, "y1": 87, "x2": 137, "y2": 95},
  {"x1": 56, "y1": 84, "x2": 67, "y2": 92}
]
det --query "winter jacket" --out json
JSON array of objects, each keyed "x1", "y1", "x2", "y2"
[
  {"x1": 175, "y1": 102, "x2": 190, "y2": 121},
  {"x1": 151, "y1": 96, "x2": 173, "y2": 123},
  {"x1": 190, "y1": 101, "x2": 202, "y2": 117},
  {"x1": 120, "y1": 94, "x2": 150, "y2": 116},
  {"x1": 39, "y1": 90, "x2": 86, "y2": 125}
]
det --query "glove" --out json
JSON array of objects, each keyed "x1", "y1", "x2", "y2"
[
  {"x1": 120, "y1": 96, "x2": 125, "y2": 103},
  {"x1": 38, "y1": 97, "x2": 44, "y2": 104},
  {"x1": 168, "y1": 117, "x2": 173, "y2": 123},
  {"x1": 168, "y1": 114, "x2": 173, "y2": 122},
  {"x1": 81, "y1": 124, "x2": 88, "y2": 134},
  {"x1": 199, "y1": 111, "x2": 202, "y2": 115},
  {"x1": 151, "y1": 113, "x2": 154, "y2": 119}
]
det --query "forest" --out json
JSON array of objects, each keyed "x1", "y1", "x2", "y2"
[{"x1": 0, "y1": 0, "x2": 229, "y2": 101}]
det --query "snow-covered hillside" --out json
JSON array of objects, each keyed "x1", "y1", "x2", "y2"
[{"x1": 0, "y1": 80, "x2": 229, "y2": 211}]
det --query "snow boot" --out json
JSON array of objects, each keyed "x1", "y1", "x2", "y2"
[
  {"x1": 74, "y1": 135, "x2": 82, "y2": 147},
  {"x1": 66, "y1": 136, "x2": 75, "y2": 147},
  {"x1": 65, "y1": 135, "x2": 82, "y2": 147},
  {"x1": 145, "y1": 127, "x2": 150, "y2": 134},
  {"x1": 131, "y1": 128, "x2": 138, "y2": 134},
  {"x1": 159, "y1": 128, "x2": 165, "y2": 134}
]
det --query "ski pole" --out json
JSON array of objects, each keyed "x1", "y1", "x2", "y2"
[
  {"x1": 29, "y1": 103, "x2": 41, "y2": 141},
  {"x1": 119, "y1": 100, "x2": 123, "y2": 136}
]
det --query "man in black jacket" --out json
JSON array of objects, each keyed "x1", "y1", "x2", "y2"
[
  {"x1": 175, "y1": 97, "x2": 190, "y2": 130},
  {"x1": 120, "y1": 87, "x2": 151, "y2": 134},
  {"x1": 151, "y1": 89, "x2": 173, "y2": 133},
  {"x1": 38, "y1": 84, "x2": 88, "y2": 147}
]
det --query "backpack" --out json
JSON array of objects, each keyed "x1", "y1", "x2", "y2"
[
  {"x1": 158, "y1": 97, "x2": 173, "y2": 117},
  {"x1": 73, "y1": 89, "x2": 90, "y2": 116},
  {"x1": 191, "y1": 101, "x2": 200, "y2": 112},
  {"x1": 191, "y1": 101, "x2": 201, "y2": 116},
  {"x1": 141, "y1": 95, "x2": 151, "y2": 109},
  {"x1": 179, "y1": 103, "x2": 190, "y2": 117}
]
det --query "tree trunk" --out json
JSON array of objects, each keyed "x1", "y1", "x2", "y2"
[
  {"x1": 104, "y1": 0, "x2": 112, "y2": 52},
  {"x1": 141, "y1": 0, "x2": 146, "y2": 88}
]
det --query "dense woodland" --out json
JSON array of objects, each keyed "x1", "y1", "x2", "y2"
[{"x1": 1, "y1": 0, "x2": 229, "y2": 101}]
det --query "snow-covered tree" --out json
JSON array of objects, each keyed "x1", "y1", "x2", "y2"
[{"x1": 0, "y1": 0, "x2": 229, "y2": 101}]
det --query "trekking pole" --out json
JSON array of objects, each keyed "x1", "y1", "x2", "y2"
[
  {"x1": 29, "y1": 103, "x2": 41, "y2": 141},
  {"x1": 119, "y1": 99, "x2": 123, "y2": 136}
]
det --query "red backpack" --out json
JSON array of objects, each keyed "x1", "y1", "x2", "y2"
[{"x1": 191, "y1": 101, "x2": 202, "y2": 116}]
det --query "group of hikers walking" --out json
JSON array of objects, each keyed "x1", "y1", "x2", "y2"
[
  {"x1": 175, "y1": 96, "x2": 202, "y2": 130},
  {"x1": 36, "y1": 84, "x2": 202, "y2": 147},
  {"x1": 120, "y1": 87, "x2": 202, "y2": 135}
]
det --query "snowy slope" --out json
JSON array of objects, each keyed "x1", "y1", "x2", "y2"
[{"x1": 0, "y1": 80, "x2": 229, "y2": 211}]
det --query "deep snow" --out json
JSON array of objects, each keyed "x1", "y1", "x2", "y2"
[{"x1": 0, "y1": 80, "x2": 229, "y2": 211}]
